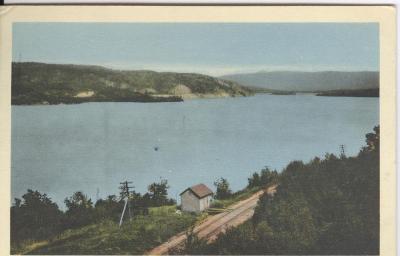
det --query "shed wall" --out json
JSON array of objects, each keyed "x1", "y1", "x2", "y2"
[
  {"x1": 181, "y1": 190, "x2": 200, "y2": 212},
  {"x1": 199, "y1": 195, "x2": 212, "y2": 211}
]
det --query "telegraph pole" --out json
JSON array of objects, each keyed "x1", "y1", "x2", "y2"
[
  {"x1": 340, "y1": 144, "x2": 346, "y2": 158},
  {"x1": 119, "y1": 181, "x2": 134, "y2": 227}
]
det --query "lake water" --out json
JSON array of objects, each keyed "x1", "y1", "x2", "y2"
[{"x1": 11, "y1": 94, "x2": 379, "y2": 206}]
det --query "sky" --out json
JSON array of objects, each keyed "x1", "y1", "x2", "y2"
[{"x1": 12, "y1": 23, "x2": 379, "y2": 76}]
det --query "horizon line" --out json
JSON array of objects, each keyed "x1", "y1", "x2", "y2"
[{"x1": 12, "y1": 60, "x2": 380, "y2": 77}]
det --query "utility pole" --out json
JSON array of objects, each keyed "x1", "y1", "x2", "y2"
[
  {"x1": 340, "y1": 144, "x2": 346, "y2": 158},
  {"x1": 119, "y1": 181, "x2": 134, "y2": 227}
]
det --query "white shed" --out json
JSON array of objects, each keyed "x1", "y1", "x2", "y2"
[{"x1": 180, "y1": 183, "x2": 213, "y2": 213}]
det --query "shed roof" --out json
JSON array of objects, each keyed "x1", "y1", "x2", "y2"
[{"x1": 180, "y1": 183, "x2": 213, "y2": 199}]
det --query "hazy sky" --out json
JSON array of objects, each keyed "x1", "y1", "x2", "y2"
[{"x1": 13, "y1": 23, "x2": 379, "y2": 76}]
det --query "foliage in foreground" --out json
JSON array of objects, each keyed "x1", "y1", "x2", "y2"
[
  {"x1": 11, "y1": 179, "x2": 175, "y2": 249},
  {"x1": 211, "y1": 168, "x2": 278, "y2": 209},
  {"x1": 213, "y1": 177, "x2": 233, "y2": 200},
  {"x1": 11, "y1": 126, "x2": 380, "y2": 255},
  {"x1": 210, "y1": 186, "x2": 260, "y2": 210},
  {"x1": 178, "y1": 126, "x2": 380, "y2": 255},
  {"x1": 13, "y1": 206, "x2": 197, "y2": 255}
]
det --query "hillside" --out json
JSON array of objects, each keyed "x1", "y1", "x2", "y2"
[
  {"x1": 220, "y1": 71, "x2": 379, "y2": 92},
  {"x1": 12, "y1": 62, "x2": 252, "y2": 105},
  {"x1": 175, "y1": 126, "x2": 380, "y2": 255},
  {"x1": 12, "y1": 206, "x2": 197, "y2": 255}
]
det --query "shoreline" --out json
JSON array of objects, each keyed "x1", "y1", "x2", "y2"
[
  {"x1": 11, "y1": 93, "x2": 250, "y2": 106},
  {"x1": 11, "y1": 91, "x2": 379, "y2": 106}
]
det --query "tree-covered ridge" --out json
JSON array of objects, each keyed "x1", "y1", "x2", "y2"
[
  {"x1": 180, "y1": 126, "x2": 379, "y2": 255},
  {"x1": 11, "y1": 62, "x2": 252, "y2": 105}
]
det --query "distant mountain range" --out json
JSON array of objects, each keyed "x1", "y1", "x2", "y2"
[
  {"x1": 220, "y1": 71, "x2": 379, "y2": 92},
  {"x1": 12, "y1": 62, "x2": 252, "y2": 105}
]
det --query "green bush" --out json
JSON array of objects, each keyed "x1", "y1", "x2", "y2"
[{"x1": 179, "y1": 126, "x2": 380, "y2": 255}]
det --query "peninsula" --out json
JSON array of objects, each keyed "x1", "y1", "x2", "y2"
[{"x1": 12, "y1": 62, "x2": 252, "y2": 105}]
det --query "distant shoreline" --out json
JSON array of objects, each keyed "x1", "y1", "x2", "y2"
[
  {"x1": 11, "y1": 96, "x2": 183, "y2": 106},
  {"x1": 12, "y1": 91, "x2": 380, "y2": 106},
  {"x1": 252, "y1": 88, "x2": 379, "y2": 98},
  {"x1": 315, "y1": 88, "x2": 379, "y2": 98},
  {"x1": 11, "y1": 93, "x2": 255, "y2": 106}
]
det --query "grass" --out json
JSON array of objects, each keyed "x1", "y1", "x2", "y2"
[
  {"x1": 12, "y1": 189, "x2": 264, "y2": 254},
  {"x1": 13, "y1": 205, "x2": 198, "y2": 255},
  {"x1": 12, "y1": 240, "x2": 50, "y2": 255},
  {"x1": 210, "y1": 186, "x2": 261, "y2": 210}
]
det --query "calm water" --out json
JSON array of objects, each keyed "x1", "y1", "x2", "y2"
[{"x1": 11, "y1": 94, "x2": 379, "y2": 206}]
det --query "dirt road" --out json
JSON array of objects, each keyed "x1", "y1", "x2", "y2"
[{"x1": 147, "y1": 186, "x2": 276, "y2": 255}]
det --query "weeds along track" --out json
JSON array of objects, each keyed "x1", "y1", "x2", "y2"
[{"x1": 147, "y1": 188, "x2": 268, "y2": 255}]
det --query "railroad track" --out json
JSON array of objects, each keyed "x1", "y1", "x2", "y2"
[{"x1": 147, "y1": 186, "x2": 276, "y2": 255}]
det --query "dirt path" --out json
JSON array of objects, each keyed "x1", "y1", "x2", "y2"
[{"x1": 147, "y1": 185, "x2": 276, "y2": 255}]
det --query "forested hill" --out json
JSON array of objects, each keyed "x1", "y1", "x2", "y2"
[
  {"x1": 220, "y1": 71, "x2": 379, "y2": 92},
  {"x1": 176, "y1": 126, "x2": 380, "y2": 255},
  {"x1": 12, "y1": 62, "x2": 252, "y2": 105}
]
